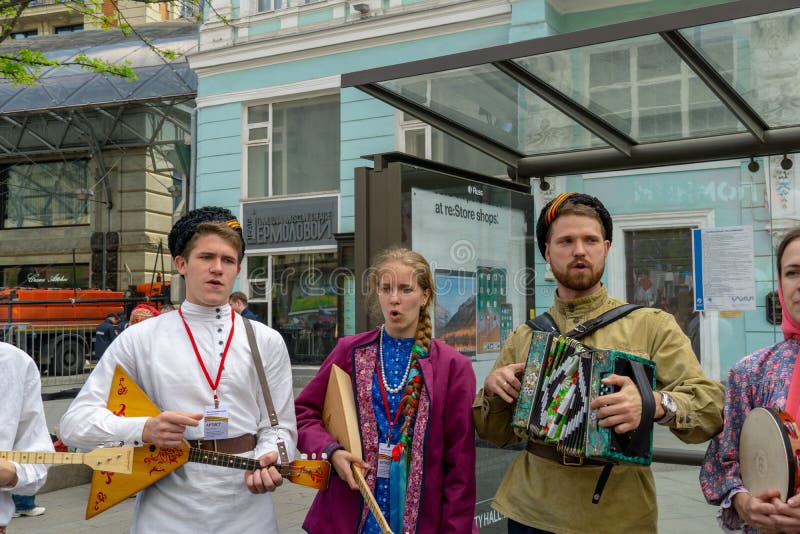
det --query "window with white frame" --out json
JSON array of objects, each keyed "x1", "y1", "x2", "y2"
[
  {"x1": 256, "y1": 0, "x2": 283, "y2": 13},
  {"x1": 245, "y1": 94, "x2": 340, "y2": 198},
  {"x1": 587, "y1": 34, "x2": 737, "y2": 142},
  {"x1": 396, "y1": 78, "x2": 507, "y2": 177},
  {"x1": 399, "y1": 116, "x2": 507, "y2": 177}
]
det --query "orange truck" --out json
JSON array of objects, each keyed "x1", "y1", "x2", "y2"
[{"x1": 0, "y1": 281, "x2": 170, "y2": 375}]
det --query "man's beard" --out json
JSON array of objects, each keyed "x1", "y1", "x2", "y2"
[{"x1": 551, "y1": 260, "x2": 605, "y2": 292}]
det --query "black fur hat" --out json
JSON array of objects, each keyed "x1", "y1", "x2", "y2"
[
  {"x1": 168, "y1": 206, "x2": 244, "y2": 258},
  {"x1": 535, "y1": 192, "x2": 612, "y2": 259}
]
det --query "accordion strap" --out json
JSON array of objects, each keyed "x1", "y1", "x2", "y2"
[
  {"x1": 591, "y1": 359, "x2": 656, "y2": 504},
  {"x1": 526, "y1": 312, "x2": 559, "y2": 334},
  {"x1": 526, "y1": 303, "x2": 652, "y2": 504},
  {"x1": 526, "y1": 304, "x2": 643, "y2": 340}
]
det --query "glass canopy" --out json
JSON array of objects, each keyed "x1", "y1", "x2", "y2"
[
  {"x1": 0, "y1": 21, "x2": 197, "y2": 114},
  {"x1": 0, "y1": 22, "x2": 197, "y2": 178},
  {"x1": 343, "y1": 1, "x2": 800, "y2": 178}
]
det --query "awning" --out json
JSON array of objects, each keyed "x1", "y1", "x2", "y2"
[
  {"x1": 341, "y1": 0, "x2": 800, "y2": 179},
  {"x1": 0, "y1": 22, "x2": 197, "y2": 177}
]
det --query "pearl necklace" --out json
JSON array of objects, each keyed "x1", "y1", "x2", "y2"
[{"x1": 378, "y1": 325, "x2": 414, "y2": 395}]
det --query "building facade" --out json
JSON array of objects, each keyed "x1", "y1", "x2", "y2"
[
  {"x1": 0, "y1": 23, "x2": 197, "y2": 294},
  {"x1": 190, "y1": 0, "x2": 800, "y2": 379}
]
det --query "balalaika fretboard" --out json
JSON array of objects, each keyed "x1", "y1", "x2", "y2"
[{"x1": 0, "y1": 447, "x2": 133, "y2": 473}]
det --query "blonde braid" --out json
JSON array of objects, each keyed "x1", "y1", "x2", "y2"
[
  {"x1": 397, "y1": 308, "x2": 430, "y2": 437},
  {"x1": 414, "y1": 308, "x2": 432, "y2": 354}
]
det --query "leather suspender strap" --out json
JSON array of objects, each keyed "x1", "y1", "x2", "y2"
[
  {"x1": 242, "y1": 317, "x2": 289, "y2": 464},
  {"x1": 526, "y1": 304, "x2": 643, "y2": 340}
]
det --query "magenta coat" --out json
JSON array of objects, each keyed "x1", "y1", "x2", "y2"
[{"x1": 295, "y1": 328, "x2": 478, "y2": 534}]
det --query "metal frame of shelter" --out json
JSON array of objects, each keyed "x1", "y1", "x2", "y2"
[
  {"x1": 0, "y1": 22, "x2": 197, "y2": 186},
  {"x1": 341, "y1": 0, "x2": 800, "y2": 181},
  {"x1": 0, "y1": 98, "x2": 193, "y2": 175}
]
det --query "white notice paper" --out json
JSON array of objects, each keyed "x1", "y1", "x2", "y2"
[{"x1": 692, "y1": 226, "x2": 756, "y2": 311}]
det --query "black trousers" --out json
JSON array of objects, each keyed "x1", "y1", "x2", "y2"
[{"x1": 507, "y1": 518, "x2": 555, "y2": 534}]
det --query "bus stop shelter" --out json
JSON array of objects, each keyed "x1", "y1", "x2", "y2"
[{"x1": 342, "y1": 0, "x2": 800, "y2": 180}]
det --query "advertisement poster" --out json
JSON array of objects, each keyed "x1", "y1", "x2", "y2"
[
  {"x1": 411, "y1": 186, "x2": 527, "y2": 363},
  {"x1": 499, "y1": 303, "x2": 514, "y2": 345},
  {"x1": 477, "y1": 265, "x2": 506, "y2": 354},
  {"x1": 434, "y1": 270, "x2": 476, "y2": 357}
]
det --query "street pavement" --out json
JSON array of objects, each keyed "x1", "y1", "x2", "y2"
[
  {"x1": 9, "y1": 460, "x2": 718, "y2": 534},
  {"x1": 9, "y1": 369, "x2": 720, "y2": 533}
]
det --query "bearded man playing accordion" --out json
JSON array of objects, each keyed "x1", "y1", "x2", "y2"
[{"x1": 474, "y1": 192, "x2": 724, "y2": 534}]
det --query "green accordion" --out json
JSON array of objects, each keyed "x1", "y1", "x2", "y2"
[{"x1": 511, "y1": 330, "x2": 656, "y2": 465}]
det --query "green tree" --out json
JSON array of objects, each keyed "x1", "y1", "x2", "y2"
[{"x1": 0, "y1": 0, "x2": 210, "y2": 85}]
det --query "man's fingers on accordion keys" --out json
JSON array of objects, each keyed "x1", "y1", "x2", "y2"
[{"x1": 505, "y1": 363, "x2": 524, "y2": 393}]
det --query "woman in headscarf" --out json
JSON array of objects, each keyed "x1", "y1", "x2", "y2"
[{"x1": 700, "y1": 227, "x2": 800, "y2": 532}]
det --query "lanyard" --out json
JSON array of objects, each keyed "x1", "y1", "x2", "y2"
[
  {"x1": 179, "y1": 307, "x2": 235, "y2": 408},
  {"x1": 375, "y1": 359, "x2": 405, "y2": 445}
]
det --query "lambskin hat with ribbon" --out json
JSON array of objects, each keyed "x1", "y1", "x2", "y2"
[
  {"x1": 168, "y1": 206, "x2": 245, "y2": 258},
  {"x1": 535, "y1": 192, "x2": 613, "y2": 259}
]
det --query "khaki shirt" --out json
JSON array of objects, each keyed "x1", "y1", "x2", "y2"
[{"x1": 473, "y1": 286, "x2": 724, "y2": 534}]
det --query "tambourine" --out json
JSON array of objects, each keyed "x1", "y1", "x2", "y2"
[{"x1": 740, "y1": 407, "x2": 800, "y2": 501}]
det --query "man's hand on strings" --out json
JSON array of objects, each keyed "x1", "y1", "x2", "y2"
[
  {"x1": 330, "y1": 449, "x2": 369, "y2": 491},
  {"x1": 246, "y1": 451, "x2": 283, "y2": 494},
  {"x1": 589, "y1": 374, "x2": 642, "y2": 434},
  {"x1": 484, "y1": 362, "x2": 526, "y2": 403},
  {"x1": 0, "y1": 459, "x2": 18, "y2": 488},
  {"x1": 142, "y1": 410, "x2": 202, "y2": 448}
]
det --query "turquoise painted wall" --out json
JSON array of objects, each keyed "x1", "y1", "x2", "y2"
[
  {"x1": 198, "y1": 25, "x2": 510, "y2": 97},
  {"x1": 553, "y1": 0, "x2": 734, "y2": 33},
  {"x1": 195, "y1": 102, "x2": 242, "y2": 215},
  {"x1": 193, "y1": 0, "x2": 787, "y2": 381},
  {"x1": 510, "y1": 0, "x2": 556, "y2": 42},
  {"x1": 340, "y1": 87, "x2": 395, "y2": 232},
  {"x1": 248, "y1": 19, "x2": 281, "y2": 37},
  {"x1": 196, "y1": 22, "x2": 511, "y2": 235},
  {"x1": 298, "y1": 7, "x2": 333, "y2": 26}
]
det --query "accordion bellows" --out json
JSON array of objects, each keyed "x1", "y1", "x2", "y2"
[{"x1": 512, "y1": 330, "x2": 656, "y2": 465}]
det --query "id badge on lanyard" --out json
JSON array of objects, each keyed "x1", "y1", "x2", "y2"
[{"x1": 204, "y1": 405, "x2": 230, "y2": 440}]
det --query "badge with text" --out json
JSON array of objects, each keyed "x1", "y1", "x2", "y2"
[
  {"x1": 377, "y1": 443, "x2": 393, "y2": 479},
  {"x1": 203, "y1": 405, "x2": 229, "y2": 440}
]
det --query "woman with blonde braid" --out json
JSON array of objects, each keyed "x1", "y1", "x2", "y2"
[{"x1": 296, "y1": 247, "x2": 478, "y2": 533}]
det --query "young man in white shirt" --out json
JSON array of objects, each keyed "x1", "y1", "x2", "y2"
[{"x1": 60, "y1": 206, "x2": 297, "y2": 533}]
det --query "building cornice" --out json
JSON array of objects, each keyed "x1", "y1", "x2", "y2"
[
  {"x1": 196, "y1": 74, "x2": 341, "y2": 108},
  {"x1": 189, "y1": 0, "x2": 511, "y2": 77}
]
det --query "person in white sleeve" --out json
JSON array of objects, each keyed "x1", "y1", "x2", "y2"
[
  {"x1": 1, "y1": 342, "x2": 54, "y2": 533},
  {"x1": 60, "y1": 206, "x2": 298, "y2": 534}
]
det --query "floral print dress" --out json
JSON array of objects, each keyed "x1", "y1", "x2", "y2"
[{"x1": 700, "y1": 338, "x2": 800, "y2": 533}]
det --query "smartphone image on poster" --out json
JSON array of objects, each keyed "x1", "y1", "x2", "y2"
[
  {"x1": 433, "y1": 269, "x2": 476, "y2": 358},
  {"x1": 500, "y1": 303, "x2": 514, "y2": 346},
  {"x1": 477, "y1": 264, "x2": 507, "y2": 354}
]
